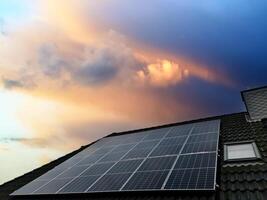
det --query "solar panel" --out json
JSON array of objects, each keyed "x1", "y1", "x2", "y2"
[{"x1": 12, "y1": 119, "x2": 220, "y2": 196}]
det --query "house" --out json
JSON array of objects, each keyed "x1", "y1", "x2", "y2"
[{"x1": 1, "y1": 86, "x2": 267, "y2": 200}]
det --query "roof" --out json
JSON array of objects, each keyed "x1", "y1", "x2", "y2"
[{"x1": 1, "y1": 112, "x2": 267, "y2": 200}]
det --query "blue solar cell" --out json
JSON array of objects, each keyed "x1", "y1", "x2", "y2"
[
  {"x1": 149, "y1": 145, "x2": 183, "y2": 157},
  {"x1": 138, "y1": 156, "x2": 176, "y2": 171},
  {"x1": 122, "y1": 171, "x2": 169, "y2": 190},
  {"x1": 12, "y1": 180, "x2": 49, "y2": 195},
  {"x1": 166, "y1": 125, "x2": 192, "y2": 138},
  {"x1": 58, "y1": 175, "x2": 100, "y2": 193},
  {"x1": 80, "y1": 162, "x2": 115, "y2": 176},
  {"x1": 108, "y1": 159, "x2": 143, "y2": 174},
  {"x1": 187, "y1": 132, "x2": 218, "y2": 143},
  {"x1": 142, "y1": 128, "x2": 170, "y2": 141},
  {"x1": 174, "y1": 153, "x2": 217, "y2": 169},
  {"x1": 122, "y1": 148, "x2": 152, "y2": 159},
  {"x1": 77, "y1": 154, "x2": 104, "y2": 166},
  {"x1": 182, "y1": 141, "x2": 217, "y2": 154},
  {"x1": 111, "y1": 143, "x2": 136, "y2": 152},
  {"x1": 34, "y1": 178, "x2": 72, "y2": 194},
  {"x1": 37, "y1": 168, "x2": 66, "y2": 180},
  {"x1": 98, "y1": 151, "x2": 127, "y2": 163},
  {"x1": 57, "y1": 165, "x2": 89, "y2": 179},
  {"x1": 89, "y1": 173, "x2": 131, "y2": 191}
]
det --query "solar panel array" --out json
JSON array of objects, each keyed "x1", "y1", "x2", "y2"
[{"x1": 12, "y1": 120, "x2": 220, "y2": 196}]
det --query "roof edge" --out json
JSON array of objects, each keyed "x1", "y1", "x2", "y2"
[{"x1": 107, "y1": 111, "x2": 246, "y2": 137}]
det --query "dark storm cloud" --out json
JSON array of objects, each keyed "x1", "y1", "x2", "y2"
[
  {"x1": 37, "y1": 41, "x2": 140, "y2": 86},
  {"x1": 85, "y1": 0, "x2": 267, "y2": 88}
]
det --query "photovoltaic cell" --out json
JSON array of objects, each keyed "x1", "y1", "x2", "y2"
[
  {"x1": 58, "y1": 176, "x2": 100, "y2": 193},
  {"x1": 89, "y1": 173, "x2": 132, "y2": 191},
  {"x1": 12, "y1": 180, "x2": 49, "y2": 195},
  {"x1": 57, "y1": 165, "x2": 89, "y2": 179},
  {"x1": 111, "y1": 143, "x2": 136, "y2": 153},
  {"x1": 80, "y1": 162, "x2": 115, "y2": 176},
  {"x1": 149, "y1": 145, "x2": 183, "y2": 157},
  {"x1": 37, "y1": 168, "x2": 66, "y2": 181},
  {"x1": 34, "y1": 178, "x2": 72, "y2": 194},
  {"x1": 166, "y1": 125, "x2": 191, "y2": 138},
  {"x1": 138, "y1": 156, "x2": 176, "y2": 171},
  {"x1": 108, "y1": 159, "x2": 143, "y2": 174},
  {"x1": 149, "y1": 137, "x2": 186, "y2": 156},
  {"x1": 12, "y1": 119, "x2": 220, "y2": 195},
  {"x1": 164, "y1": 168, "x2": 215, "y2": 189},
  {"x1": 122, "y1": 171, "x2": 169, "y2": 190},
  {"x1": 182, "y1": 141, "x2": 217, "y2": 154},
  {"x1": 174, "y1": 153, "x2": 216, "y2": 169},
  {"x1": 122, "y1": 148, "x2": 152, "y2": 159},
  {"x1": 91, "y1": 146, "x2": 114, "y2": 155},
  {"x1": 142, "y1": 128, "x2": 170, "y2": 141},
  {"x1": 122, "y1": 141, "x2": 159, "y2": 159}
]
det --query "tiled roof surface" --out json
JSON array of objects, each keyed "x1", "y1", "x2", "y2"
[
  {"x1": 219, "y1": 113, "x2": 267, "y2": 200},
  {"x1": 0, "y1": 112, "x2": 267, "y2": 200}
]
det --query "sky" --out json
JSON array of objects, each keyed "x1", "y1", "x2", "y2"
[{"x1": 0, "y1": 0, "x2": 267, "y2": 184}]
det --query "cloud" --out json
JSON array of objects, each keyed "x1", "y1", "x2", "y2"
[
  {"x1": 0, "y1": 137, "x2": 49, "y2": 148},
  {"x1": 2, "y1": 78, "x2": 24, "y2": 89},
  {"x1": 0, "y1": 0, "x2": 238, "y2": 155},
  {"x1": 136, "y1": 60, "x2": 189, "y2": 87},
  {"x1": 38, "y1": 43, "x2": 69, "y2": 78}
]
